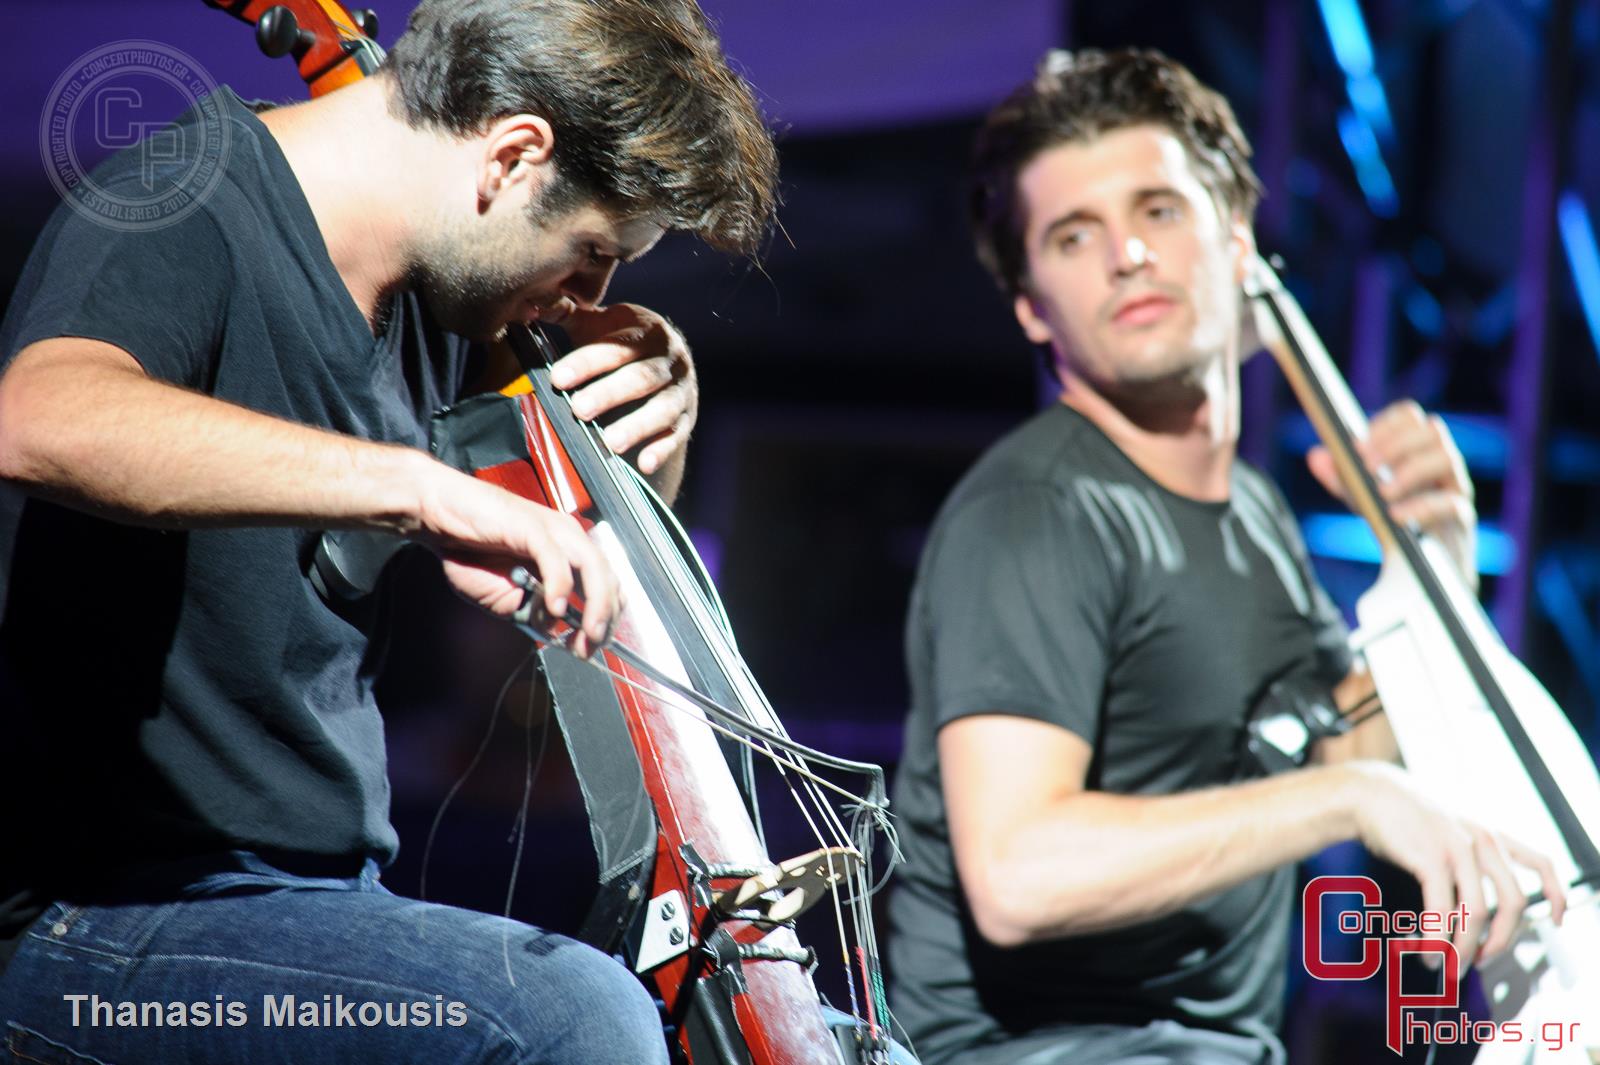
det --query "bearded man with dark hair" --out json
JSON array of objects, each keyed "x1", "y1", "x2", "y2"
[
  {"x1": 0, "y1": 2, "x2": 775, "y2": 1061},
  {"x1": 887, "y1": 48, "x2": 1563, "y2": 1065}
]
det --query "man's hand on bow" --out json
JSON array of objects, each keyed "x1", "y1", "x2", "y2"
[
  {"x1": 1307, "y1": 399, "x2": 1478, "y2": 589},
  {"x1": 412, "y1": 461, "x2": 620, "y2": 658},
  {"x1": 550, "y1": 303, "x2": 697, "y2": 503}
]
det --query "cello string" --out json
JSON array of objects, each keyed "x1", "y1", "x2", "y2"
[
  {"x1": 608, "y1": 584, "x2": 886, "y2": 1035},
  {"x1": 575, "y1": 403, "x2": 829, "y2": 775},
  {"x1": 510, "y1": 589, "x2": 885, "y2": 798},
  {"x1": 605, "y1": 457, "x2": 846, "y2": 845},
  {"x1": 564, "y1": 645, "x2": 881, "y2": 810},
  {"x1": 499, "y1": 673, "x2": 550, "y2": 988},
  {"x1": 556, "y1": 627, "x2": 887, "y2": 1010},
  {"x1": 523, "y1": 634, "x2": 896, "y2": 1031},
  {"x1": 706, "y1": 638, "x2": 861, "y2": 856},
  {"x1": 577, "y1": 419, "x2": 854, "y2": 854},
  {"x1": 525, "y1": 330, "x2": 902, "y2": 1030},
  {"x1": 613, "y1": 459, "x2": 736, "y2": 642},
  {"x1": 542, "y1": 363, "x2": 873, "y2": 877},
  {"x1": 843, "y1": 844, "x2": 877, "y2": 1025},
  {"x1": 517, "y1": 338, "x2": 839, "y2": 804},
  {"x1": 735, "y1": 655, "x2": 861, "y2": 849},
  {"x1": 570, "y1": 636, "x2": 890, "y2": 1032},
  {"x1": 547, "y1": 563, "x2": 896, "y2": 1035},
  {"x1": 419, "y1": 647, "x2": 538, "y2": 903},
  {"x1": 825, "y1": 849, "x2": 863, "y2": 1024}
]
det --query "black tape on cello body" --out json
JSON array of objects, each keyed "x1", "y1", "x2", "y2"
[
  {"x1": 429, "y1": 388, "x2": 661, "y2": 952},
  {"x1": 428, "y1": 391, "x2": 529, "y2": 471},
  {"x1": 542, "y1": 643, "x2": 660, "y2": 951}
]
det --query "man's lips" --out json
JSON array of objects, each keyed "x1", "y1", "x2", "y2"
[
  {"x1": 523, "y1": 299, "x2": 573, "y2": 326},
  {"x1": 1110, "y1": 293, "x2": 1176, "y2": 326}
]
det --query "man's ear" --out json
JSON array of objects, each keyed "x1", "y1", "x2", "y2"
[
  {"x1": 477, "y1": 114, "x2": 556, "y2": 205},
  {"x1": 1229, "y1": 211, "x2": 1258, "y2": 285},
  {"x1": 1013, "y1": 289, "x2": 1055, "y2": 346}
]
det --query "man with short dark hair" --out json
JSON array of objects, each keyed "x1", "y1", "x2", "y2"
[
  {"x1": 887, "y1": 49, "x2": 1564, "y2": 1065},
  {"x1": 0, "y1": 2, "x2": 776, "y2": 1061}
]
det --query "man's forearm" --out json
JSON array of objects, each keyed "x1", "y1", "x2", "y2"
[
  {"x1": 983, "y1": 764, "x2": 1361, "y2": 943},
  {"x1": 0, "y1": 341, "x2": 433, "y2": 531}
]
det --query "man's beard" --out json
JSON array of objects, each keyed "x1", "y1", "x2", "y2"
[
  {"x1": 406, "y1": 182, "x2": 585, "y2": 342},
  {"x1": 406, "y1": 244, "x2": 523, "y2": 342}
]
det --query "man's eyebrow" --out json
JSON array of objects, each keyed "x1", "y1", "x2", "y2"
[
  {"x1": 1037, "y1": 209, "x2": 1097, "y2": 246},
  {"x1": 1037, "y1": 186, "x2": 1188, "y2": 245},
  {"x1": 1132, "y1": 185, "x2": 1184, "y2": 204}
]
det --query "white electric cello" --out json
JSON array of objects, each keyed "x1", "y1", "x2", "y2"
[{"x1": 1244, "y1": 255, "x2": 1600, "y2": 1063}]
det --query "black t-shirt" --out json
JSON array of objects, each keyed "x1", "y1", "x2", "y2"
[
  {"x1": 888, "y1": 403, "x2": 1351, "y2": 1065},
  {"x1": 0, "y1": 89, "x2": 473, "y2": 963}
]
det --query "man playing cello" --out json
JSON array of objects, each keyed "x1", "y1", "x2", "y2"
[
  {"x1": 888, "y1": 48, "x2": 1568, "y2": 1065},
  {"x1": 0, "y1": 2, "x2": 776, "y2": 1061}
]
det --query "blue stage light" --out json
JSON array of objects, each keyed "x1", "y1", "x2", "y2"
[
  {"x1": 1302, "y1": 512, "x2": 1515, "y2": 576},
  {"x1": 1317, "y1": 0, "x2": 1396, "y2": 144},
  {"x1": 1557, "y1": 191, "x2": 1600, "y2": 361},
  {"x1": 1317, "y1": 0, "x2": 1376, "y2": 77},
  {"x1": 1336, "y1": 111, "x2": 1399, "y2": 218}
]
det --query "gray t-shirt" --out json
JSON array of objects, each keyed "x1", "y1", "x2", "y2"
[{"x1": 888, "y1": 403, "x2": 1351, "y2": 1065}]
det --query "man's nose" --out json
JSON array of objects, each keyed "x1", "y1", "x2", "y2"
[
  {"x1": 1109, "y1": 235, "x2": 1156, "y2": 278},
  {"x1": 564, "y1": 259, "x2": 619, "y2": 308}
]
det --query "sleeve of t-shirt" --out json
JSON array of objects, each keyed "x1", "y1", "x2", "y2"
[
  {"x1": 917, "y1": 483, "x2": 1119, "y2": 745},
  {"x1": 3, "y1": 196, "x2": 230, "y2": 392}
]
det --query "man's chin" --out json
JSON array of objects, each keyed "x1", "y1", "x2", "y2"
[{"x1": 1098, "y1": 346, "x2": 1219, "y2": 401}]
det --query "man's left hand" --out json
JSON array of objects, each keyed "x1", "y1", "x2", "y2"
[
  {"x1": 550, "y1": 303, "x2": 697, "y2": 500},
  {"x1": 1307, "y1": 399, "x2": 1478, "y2": 588}
]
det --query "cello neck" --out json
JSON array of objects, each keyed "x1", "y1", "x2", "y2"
[{"x1": 1243, "y1": 255, "x2": 1399, "y2": 556}]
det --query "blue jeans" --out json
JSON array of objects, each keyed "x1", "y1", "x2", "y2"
[{"x1": 0, "y1": 853, "x2": 668, "y2": 1064}]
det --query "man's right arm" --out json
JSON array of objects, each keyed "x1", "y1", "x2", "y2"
[
  {"x1": 0, "y1": 337, "x2": 616, "y2": 642},
  {"x1": 940, "y1": 712, "x2": 1566, "y2": 966}
]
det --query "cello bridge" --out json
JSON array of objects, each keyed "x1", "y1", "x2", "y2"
[{"x1": 709, "y1": 846, "x2": 863, "y2": 924}]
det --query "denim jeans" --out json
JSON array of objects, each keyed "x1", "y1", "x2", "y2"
[{"x1": 0, "y1": 853, "x2": 668, "y2": 1064}]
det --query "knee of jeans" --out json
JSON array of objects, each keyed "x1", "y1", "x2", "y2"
[{"x1": 500, "y1": 938, "x2": 666, "y2": 1065}]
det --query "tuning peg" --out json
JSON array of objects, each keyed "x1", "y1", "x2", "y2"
[
  {"x1": 256, "y1": 5, "x2": 313, "y2": 59},
  {"x1": 352, "y1": 9, "x2": 379, "y2": 38}
]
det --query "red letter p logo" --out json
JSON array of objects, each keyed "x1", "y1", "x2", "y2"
[{"x1": 1385, "y1": 938, "x2": 1459, "y2": 1055}]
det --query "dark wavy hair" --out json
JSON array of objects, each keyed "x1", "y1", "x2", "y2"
[
  {"x1": 970, "y1": 48, "x2": 1262, "y2": 295},
  {"x1": 383, "y1": 0, "x2": 778, "y2": 255}
]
